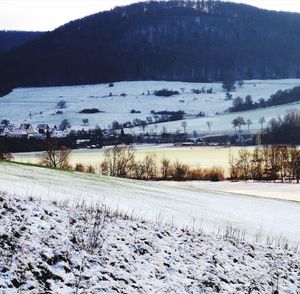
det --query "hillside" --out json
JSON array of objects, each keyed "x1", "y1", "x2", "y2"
[
  {"x1": 0, "y1": 31, "x2": 43, "y2": 53},
  {"x1": 1, "y1": 162, "x2": 299, "y2": 243},
  {"x1": 1, "y1": 0, "x2": 300, "y2": 92},
  {"x1": 1, "y1": 79, "x2": 300, "y2": 132},
  {"x1": 1, "y1": 192, "x2": 299, "y2": 293}
]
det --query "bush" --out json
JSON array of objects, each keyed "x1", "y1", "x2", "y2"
[
  {"x1": 130, "y1": 109, "x2": 141, "y2": 114},
  {"x1": 202, "y1": 167, "x2": 225, "y2": 182},
  {"x1": 154, "y1": 89, "x2": 179, "y2": 97},
  {"x1": 79, "y1": 108, "x2": 101, "y2": 114},
  {"x1": 172, "y1": 161, "x2": 190, "y2": 180},
  {"x1": 86, "y1": 165, "x2": 96, "y2": 174},
  {"x1": 0, "y1": 151, "x2": 13, "y2": 161},
  {"x1": 74, "y1": 163, "x2": 85, "y2": 172},
  {"x1": 57, "y1": 100, "x2": 67, "y2": 109},
  {"x1": 59, "y1": 119, "x2": 71, "y2": 131}
]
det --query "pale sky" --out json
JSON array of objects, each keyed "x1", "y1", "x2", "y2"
[{"x1": 1, "y1": 0, "x2": 300, "y2": 31}]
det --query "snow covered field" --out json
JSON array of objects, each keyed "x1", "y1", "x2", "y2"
[
  {"x1": 136, "y1": 101, "x2": 300, "y2": 134},
  {"x1": 1, "y1": 79, "x2": 300, "y2": 132},
  {"x1": 0, "y1": 162, "x2": 299, "y2": 246},
  {"x1": 1, "y1": 193, "x2": 299, "y2": 293}
]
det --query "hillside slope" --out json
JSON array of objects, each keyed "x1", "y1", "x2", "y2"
[
  {"x1": 1, "y1": 193, "x2": 299, "y2": 293},
  {"x1": 1, "y1": 79, "x2": 300, "y2": 131},
  {"x1": 0, "y1": 162, "x2": 299, "y2": 244},
  {"x1": 0, "y1": 31, "x2": 43, "y2": 53},
  {"x1": 1, "y1": 0, "x2": 300, "y2": 91}
]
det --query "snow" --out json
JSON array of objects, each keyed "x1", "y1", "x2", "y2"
[
  {"x1": 1, "y1": 79, "x2": 300, "y2": 132},
  {"x1": 0, "y1": 162, "x2": 299, "y2": 246},
  {"x1": 0, "y1": 193, "x2": 299, "y2": 293},
  {"x1": 133, "y1": 101, "x2": 300, "y2": 134}
]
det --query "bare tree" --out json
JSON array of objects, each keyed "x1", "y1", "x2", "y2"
[
  {"x1": 143, "y1": 153, "x2": 157, "y2": 179},
  {"x1": 40, "y1": 140, "x2": 71, "y2": 169},
  {"x1": 246, "y1": 119, "x2": 253, "y2": 131},
  {"x1": 161, "y1": 158, "x2": 171, "y2": 179},
  {"x1": 181, "y1": 121, "x2": 187, "y2": 133},
  {"x1": 232, "y1": 118, "x2": 238, "y2": 132},
  {"x1": 206, "y1": 121, "x2": 212, "y2": 133},
  {"x1": 101, "y1": 146, "x2": 136, "y2": 177},
  {"x1": 259, "y1": 116, "x2": 266, "y2": 130},
  {"x1": 0, "y1": 151, "x2": 13, "y2": 161}
]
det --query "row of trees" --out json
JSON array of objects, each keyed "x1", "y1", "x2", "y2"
[
  {"x1": 231, "y1": 116, "x2": 266, "y2": 132},
  {"x1": 111, "y1": 111, "x2": 185, "y2": 131},
  {"x1": 267, "y1": 109, "x2": 300, "y2": 144},
  {"x1": 100, "y1": 146, "x2": 224, "y2": 181},
  {"x1": 230, "y1": 86, "x2": 300, "y2": 112},
  {"x1": 230, "y1": 146, "x2": 300, "y2": 183},
  {"x1": 9, "y1": 140, "x2": 298, "y2": 184},
  {"x1": 36, "y1": 143, "x2": 224, "y2": 181}
]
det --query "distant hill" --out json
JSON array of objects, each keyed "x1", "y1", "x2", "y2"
[
  {"x1": 1, "y1": 0, "x2": 300, "y2": 94},
  {"x1": 0, "y1": 31, "x2": 43, "y2": 53}
]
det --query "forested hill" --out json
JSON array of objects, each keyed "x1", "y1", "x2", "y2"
[
  {"x1": 0, "y1": 31, "x2": 43, "y2": 53},
  {"x1": 1, "y1": 0, "x2": 300, "y2": 94}
]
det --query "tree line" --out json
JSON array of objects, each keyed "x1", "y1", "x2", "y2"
[
  {"x1": 32, "y1": 143, "x2": 225, "y2": 182},
  {"x1": 100, "y1": 146, "x2": 225, "y2": 181},
  {"x1": 230, "y1": 146, "x2": 300, "y2": 183},
  {"x1": 230, "y1": 86, "x2": 300, "y2": 113}
]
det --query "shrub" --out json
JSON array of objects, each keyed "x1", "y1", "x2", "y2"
[
  {"x1": 202, "y1": 167, "x2": 225, "y2": 182},
  {"x1": 154, "y1": 89, "x2": 179, "y2": 97},
  {"x1": 0, "y1": 151, "x2": 13, "y2": 161},
  {"x1": 59, "y1": 119, "x2": 71, "y2": 131},
  {"x1": 86, "y1": 165, "x2": 96, "y2": 174},
  {"x1": 57, "y1": 100, "x2": 67, "y2": 109},
  {"x1": 74, "y1": 163, "x2": 85, "y2": 172},
  {"x1": 79, "y1": 108, "x2": 101, "y2": 114},
  {"x1": 172, "y1": 161, "x2": 190, "y2": 180},
  {"x1": 130, "y1": 109, "x2": 141, "y2": 114}
]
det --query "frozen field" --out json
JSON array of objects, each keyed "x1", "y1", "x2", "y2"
[
  {"x1": 13, "y1": 145, "x2": 256, "y2": 175},
  {"x1": 0, "y1": 161, "x2": 299, "y2": 245},
  {"x1": 1, "y1": 79, "x2": 300, "y2": 132}
]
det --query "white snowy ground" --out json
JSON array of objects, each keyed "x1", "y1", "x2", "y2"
[
  {"x1": 0, "y1": 162, "x2": 299, "y2": 247},
  {"x1": 1, "y1": 79, "x2": 300, "y2": 132},
  {"x1": 1, "y1": 193, "x2": 299, "y2": 293},
  {"x1": 135, "y1": 101, "x2": 300, "y2": 134}
]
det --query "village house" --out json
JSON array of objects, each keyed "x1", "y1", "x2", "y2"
[
  {"x1": 37, "y1": 124, "x2": 50, "y2": 134},
  {"x1": 0, "y1": 124, "x2": 15, "y2": 136},
  {"x1": 19, "y1": 123, "x2": 36, "y2": 134}
]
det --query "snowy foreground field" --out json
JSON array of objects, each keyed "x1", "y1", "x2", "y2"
[
  {"x1": 0, "y1": 162, "x2": 299, "y2": 244},
  {"x1": 1, "y1": 193, "x2": 299, "y2": 293},
  {"x1": 1, "y1": 79, "x2": 300, "y2": 132}
]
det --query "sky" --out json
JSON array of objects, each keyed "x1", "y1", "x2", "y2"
[{"x1": 1, "y1": 0, "x2": 300, "y2": 31}]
